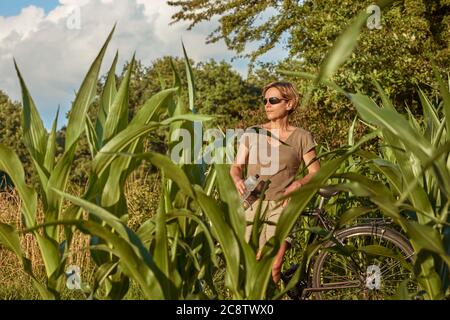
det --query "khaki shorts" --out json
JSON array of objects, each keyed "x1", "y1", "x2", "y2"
[{"x1": 244, "y1": 200, "x2": 284, "y2": 249}]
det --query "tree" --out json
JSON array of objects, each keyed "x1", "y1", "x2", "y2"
[
  {"x1": 63, "y1": 56, "x2": 262, "y2": 184},
  {"x1": 169, "y1": 0, "x2": 450, "y2": 146},
  {"x1": 127, "y1": 56, "x2": 261, "y2": 129}
]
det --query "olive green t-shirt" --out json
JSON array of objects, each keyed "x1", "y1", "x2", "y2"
[{"x1": 239, "y1": 125, "x2": 317, "y2": 200}]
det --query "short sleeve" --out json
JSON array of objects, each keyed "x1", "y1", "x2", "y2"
[{"x1": 300, "y1": 131, "x2": 317, "y2": 158}]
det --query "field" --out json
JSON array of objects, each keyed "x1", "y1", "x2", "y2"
[{"x1": 1, "y1": 1, "x2": 450, "y2": 300}]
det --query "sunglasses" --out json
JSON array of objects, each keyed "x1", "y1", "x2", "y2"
[{"x1": 263, "y1": 97, "x2": 288, "y2": 105}]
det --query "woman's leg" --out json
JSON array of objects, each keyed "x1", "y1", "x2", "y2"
[
  {"x1": 272, "y1": 240, "x2": 289, "y2": 283},
  {"x1": 265, "y1": 201, "x2": 288, "y2": 283}
]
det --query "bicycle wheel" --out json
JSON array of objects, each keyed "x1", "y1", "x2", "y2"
[{"x1": 311, "y1": 224, "x2": 417, "y2": 300}]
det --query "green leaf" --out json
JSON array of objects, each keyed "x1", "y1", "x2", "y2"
[
  {"x1": 182, "y1": 42, "x2": 196, "y2": 113},
  {"x1": 432, "y1": 63, "x2": 450, "y2": 139},
  {"x1": 372, "y1": 78, "x2": 395, "y2": 111},
  {"x1": 103, "y1": 54, "x2": 134, "y2": 144},
  {"x1": 336, "y1": 172, "x2": 402, "y2": 221},
  {"x1": 65, "y1": 25, "x2": 115, "y2": 151},
  {"x1": 45, "y1": 143, "x2": 78, "y2": 237},
  {"x1": 153, "y1": 179, "x2": 171, "y2": 297},
  {"x1": 0, "y1": 223, "x2": 55, "y2": 299},
  {"x1": 160, "y1": 114, "x2": 213, "y2": 125},
  {"x1": 35, "y1": 234, "x2": 60, "y2": 278},
  {"x1": 92, "y1": 122, "x2": 160, "y2": 176},
  {"x1": 276, "y1": 155, "x2": 350, "y2": 243},
  {"x1": 93, "y1": 115, "x2": 212, "y2": 177},
  {"x1": 77, "y1": 220, "x2": 167, "y2": 299},
  {"x1": 52, "y1": 188, "x2": 132, "y2": 241},
  {"x1": 130, "y1": 88, "x2": 177, "y2": 126},
  {"x1": 359, "y1": 245, "x2": 409, "y2": 261},
  {"x1": 338, "y1": 207, "x2": 373, "y2": 228},
  {"x1": 418, "y1": 87, "x2": 440, "y2": 133},
  {"x1": 406, "y1": 221, "x2": 447, "y2": 257},
  {"x1": 170, "y1": 58, "x2": 182, "y2": 91},
  {"x1": 368, "y1": 158, "x2": 403, "y2": 196},
  {"x1": 388, "y1": 279, "x2": 413, "y2": 300},
  {"x1": 44, "y1": 107, "x2": 59, "y2": 173},
  {"x1": 100, "y1": 157, "x2": 126, "y2": 208},
  {"x1": 0, "y1": 223, "x2": 23, "y2": 256},
  {"x1": 348, "y1": 116, "x2": 358, "y2": 146},
  {"x1": 96, "y1": 50, "x2": 119, "y2": 148},
  {"x1": 99, "y1": 88, "x2": 177, "y2": 208},
  {"x1": 351, "y1": 93, "x2": 433, "y2": 160},
  {"x1": 166, "y1": 211, "x2": 219, "y2": 268},
  {"x1": 0, "y1": 144, "x2": 37, "y2": 228},
  {"x1": 51, "y1": 189, "x2": 178, "y2": 298},
  {"x1": 214, "y1": 164, "x2": 246, "y2": 239},
  {"x1": 315, "y1": 12, "x2": 368, "y2": 85},
  {"x1": 92, "y1": 262, "x2": 119, "y2": 296},
  {"x1": 85, "y1": 113, "x2": 99, "y2": 158},
  {"x1": 193, "y1": 185, "x2": 242, "y2": 297},
  {"x1": 14, "y1": 60, "x2": 48, "y2": 165},
  {"x1": 133, "y1": 152, "x2": 195, "y2": 199}
]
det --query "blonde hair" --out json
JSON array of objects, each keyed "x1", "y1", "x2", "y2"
[{"x1": 262, "y1": 81, "x2": 299, "y2": 115}]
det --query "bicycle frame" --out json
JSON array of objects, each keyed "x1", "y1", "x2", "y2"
[{"x1": 283, "y1": 186, "x2": 414, "y2": 299}]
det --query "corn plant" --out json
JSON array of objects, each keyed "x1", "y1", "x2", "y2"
[
  {"x1": 43, "y1": 33, "x2": 351, "y2": 299},
  {"x1": 279, "y1": 0, "x2": 450, "y2": 298},
  {"x1": 50, "y1": 2, "x2": 392, "y2": 300},
  {"x1": 342, "y1": 76, "x2": 450, "y2": 299},
  {"x1": 0, "y1": 27, "x2": 118, "y2": 299},
  {"x1": 0, "y1": 26, "x2": 210, "y2": 299}
]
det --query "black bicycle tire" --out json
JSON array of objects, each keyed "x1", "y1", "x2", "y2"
[{"x1": 311, "y1": 224, "x2": 414, "y2": 300}]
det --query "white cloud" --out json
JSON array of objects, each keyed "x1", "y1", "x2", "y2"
[
  {"x1": 0, "y1": 6, "x2": 45, "y2": 42},
  {"x1": 0, "y1": 0, "x2": 286, "y2": 129}
]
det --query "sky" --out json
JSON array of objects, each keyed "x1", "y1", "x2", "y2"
[{"x1": 0, "y1": 0, "x2": 288, "y2": 129}]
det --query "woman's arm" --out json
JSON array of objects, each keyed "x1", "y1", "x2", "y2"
[{"x1": 230, "y1": 141, "x2": 249, "y2": 196}]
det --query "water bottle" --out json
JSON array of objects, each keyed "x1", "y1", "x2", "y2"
[{"x1": 242, "y1": 174, "x2": 260, "y2": 209}]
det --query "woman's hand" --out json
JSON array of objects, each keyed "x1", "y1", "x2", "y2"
[
  {"x1": 282, "y1": 180, "x2": 303, "y2": 207},
  {"x1": 233, "y1": 178, "x2": 247, "y2": 197}
]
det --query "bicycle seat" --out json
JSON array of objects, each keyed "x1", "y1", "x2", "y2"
[{"x1": 318, "y1": 186, "x2": 340, "y2": 199}]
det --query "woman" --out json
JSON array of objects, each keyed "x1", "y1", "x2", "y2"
[{"x1": 230, "y1": 81, "x2": 320, "y2": 283}]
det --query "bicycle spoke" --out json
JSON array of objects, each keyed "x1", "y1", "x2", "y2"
[{"x1": 312, "y1": 227, "x2": 417, "y2": 300}]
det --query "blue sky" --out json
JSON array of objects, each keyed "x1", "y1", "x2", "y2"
[
  {"x1": 0, "y1": 1, "x2": 59, "y2": 16},
  {"x1": 0, "y1": 0, "x2": 287, "y2": 129}
]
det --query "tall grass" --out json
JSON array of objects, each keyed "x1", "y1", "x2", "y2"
[
  {"x1": 280, "y1": 0, "x2": 450, "y2": 299},
  {"x1": 1, "y1": 0, "x2": 449, "y2": 300}
]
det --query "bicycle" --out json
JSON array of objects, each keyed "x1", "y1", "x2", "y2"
[{"x1": 281, "y1": 186, "x2": 417, "y2": 300}]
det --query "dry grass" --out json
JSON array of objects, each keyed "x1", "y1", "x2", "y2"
[
  {"x1": 126, "y1": 170, "x2": 161, "y2": 231},
  {"x1": 0, "y1": 189, "x2": 95, "y2": 299},
  {"x1": 0, "y1": 173, "x2": 161, "y2": 299},
  {"x1": 0, "y1": 190, "x2": 43, "y2": 297}
]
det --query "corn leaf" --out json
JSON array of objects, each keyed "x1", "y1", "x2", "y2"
[
  {"x1": 96, "y1": 51, "x2": 119, "y2": 148},
  {"x1": 14, "y1": 60, "x2": 47, "y2": 165},
  {"x1": 44, "y1": 107, "x2": 59, "y2": 173},
  {"x1": 182, "y1": 42, "x2": 196, "y2": 113},
  {"x1": 103, "y1": 54, "x2": 134, "y2": 144},
  {"x1": 0, "y1": 144, "x2": 37, "y2": 228},
  {"x1": 65, "y1": 25, "x2": 115, "y2": 151}
]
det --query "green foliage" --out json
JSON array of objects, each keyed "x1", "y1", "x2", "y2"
[
  {"x1": 347, "y1": 83, "x2": 450, "y2": 299},
  {"x1": 282, "y1": 1, "x2": 450, "y2": 299},
  {"x1": 62, "y1": 56, "x2": 261, "y2": 185},
  {"x1": 0, "y1": 91, "x2": 37, "y2": 187},
  {"x1": 170, "y1": 0, "x2": 450, "y2": 147},
  {"x1": 2, "y1": 0, "x2": 450, "y2": 300}
]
